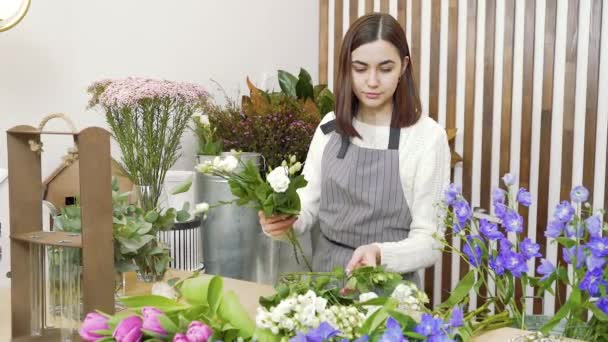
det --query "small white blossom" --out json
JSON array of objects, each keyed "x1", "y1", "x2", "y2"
[
  {"x1": 288, "y1": 162, "x2": 302, "y2": 175},
  {"x1": 194, "y1": 202, "x2": 210, "y2": 215},
  {"x1": 267, "y1": 166, "x2": 290, "y2": 193},
  {"x1": 219, "y1": 156, "x2": 239, "y2": 172}
]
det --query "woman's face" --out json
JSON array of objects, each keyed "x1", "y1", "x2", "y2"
[{"x1": 350, "y1": 39, "x2": 408, "y2": 113}]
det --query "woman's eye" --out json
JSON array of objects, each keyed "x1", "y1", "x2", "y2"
[
  {"x1": 380, "y1": 68, "x2": 393, "y2": 73},
  {"x1": 354, "y1": 68, "x2": 366, "y2": 73}
]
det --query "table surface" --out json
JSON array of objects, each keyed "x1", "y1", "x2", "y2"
[{"x1": 0, "y1": 271, "x2": 581, "y2": 341}]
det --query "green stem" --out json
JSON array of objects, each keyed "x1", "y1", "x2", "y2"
[{"x1": 286, "y1": 228, "x2": 312, "y2": 272}]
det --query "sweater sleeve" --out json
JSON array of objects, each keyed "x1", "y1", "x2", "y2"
[
  {"x1": 375, "y1": 126, "x2": 451, "y2": 274},
  {"x1": 292, "y1": 113, "x2": 334, "y2": 235}
]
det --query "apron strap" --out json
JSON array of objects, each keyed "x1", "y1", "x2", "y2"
[
  {"x1": 320, "y1": 120, "x2": 336, "y2": 134},
  {"x1": 388, "y1": 127, "x2": 401, "y2": 150}
]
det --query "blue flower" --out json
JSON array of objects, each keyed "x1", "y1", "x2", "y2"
[
  {"x1": 499, "y1": 238, "x2": 513, "y2": 253},
  {"x1": 463, "y1": 236, "x2": 483, "y2": 268},
  {"x1": 501, "y1": 251, "x2": 528, "y2": 278},
  {"x1": 517, "y1": 188, "x2": 532, "y2": 207},
  {"x1": 586, "y1": 215, "x2": 603, "y2": 238},
  {"x1": 489, "y1": 255, "x2": 506, "y2": 276},
  {"x1": 586, "y1": 255, "x2": 606, "y2": 271},
  {"x1": 570, "y1": 185, "x2": 589, "y2": 203},
  {"x1": 520, "y1": 238, "x2": 541, "y2": 260},
  {"x1": 379, "y1": 317, "x2": 407, "y2": 342},
  {"x1": 579, "y1": 268, "x2": 608, "y2": 297},
  {"x1": 565, "y1": 222, "x2": 585, "y2": 239},
  {"x1": 563, "y1": 246, "x2": 585, "y2": 269},
  {"x1": 493, "y1": 202, "x2": 508, "y2": 221},
  {"x1": 545, "y1": 220, "x2": 564, "y2": 238},
  {"x1": 290, "y1": 322, "x2": 340, "y2": 342},
  {"x1": 492, "y1": 188, "x2": 506, "y2": 204},
  {"x1": 554, "y1": 201, "x2": 575, "y2": 223},
  {"x1": 453, "y1": 199, "x2": 472, "y2": 228},
  {"x1": 502, "y1": 173, "x2": 516, "y2": 186},
  {"x1": 479, "y1": 219, "x2": 504, "y2": 240},
  {"x1": 444, "y1": 184, "x2": 462, "y2": 206},
  {"x1": 597, "y1": 298, "x2": 608, "y2": 315},
  {"x1": 502, "y1": 209, "x2": 524, "y2": 233},
  {"x1": 536, "y1": 259, "x2": 555, "y2": 281},
  {"x1": 449, "y1": 306, "x2": 464, "y2": 328},
  {"x1": 587, "y1": 238, "x2": 608, "y2": 258},
  {"x1": 414, "y1": 314, "x2": 444, "y2": 337}
]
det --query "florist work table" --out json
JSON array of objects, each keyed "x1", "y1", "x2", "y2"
[{"x1": 0, "y1": 271, "x2": 581, "y2": 341}]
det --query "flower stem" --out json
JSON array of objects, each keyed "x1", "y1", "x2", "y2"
[{"x1": 286, "y1": 228, "x2": 312, "y2": 272}]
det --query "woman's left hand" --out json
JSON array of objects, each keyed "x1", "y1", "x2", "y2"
[{"x1": 346, "y1": 244, "x2": 381, "y2": 273}]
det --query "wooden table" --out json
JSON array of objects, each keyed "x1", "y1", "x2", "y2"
[{"x1": 0, "y1": 271, "x2": 581, "y2": 341}]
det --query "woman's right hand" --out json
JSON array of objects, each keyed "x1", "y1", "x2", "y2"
[{"x1": 258, "y1": 211, "x2": 297, "y2": 238}]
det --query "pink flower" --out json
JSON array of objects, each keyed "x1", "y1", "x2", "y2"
[
  {"x1": 142, "y1": 307, "x2": 167, "y2": 336},
  {"x1": 113, "y1": 315, "x2": 143, "y2": 342},
  {"x1": 186, "y1": 321, "x2": 213, "y2": 342},
  {"x1": 172, "y1": 333, "x2": 189, "y2": 342},
  {"x1": 79, "y1": 312, "x2": 110, "y2": 341}
]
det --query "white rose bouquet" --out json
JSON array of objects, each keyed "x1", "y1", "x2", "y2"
[{"x1": 196, "y1": 154, "x2": 311, "y2": 270}]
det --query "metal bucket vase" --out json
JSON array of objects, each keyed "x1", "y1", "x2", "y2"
[{"x1": 195, "y1": 152, "x2": 281, "y2": 284}]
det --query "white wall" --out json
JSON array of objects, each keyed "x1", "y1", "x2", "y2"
[{"x1": 0, "y1": 0, "x2": 319, "y2": 287}]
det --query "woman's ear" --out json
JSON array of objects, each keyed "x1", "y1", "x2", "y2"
[{"x1": 401, "y1": 56, "x2": 410, "y2": 76}]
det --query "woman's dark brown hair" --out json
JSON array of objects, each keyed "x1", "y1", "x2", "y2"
[{"x1": 334, "y1": 13, "x2": 422, "y2": 137}]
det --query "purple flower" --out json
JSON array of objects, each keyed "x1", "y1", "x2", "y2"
[
  {"x1": 586, "y1": 215, "x2": 603, "y2": 238},
  {"x1": 186, "y1": 321, "x2": 213, "y2": 342},
  {"x1": 379, "y1": 317, "x2": 407, "y2": 342},
  {"x1": 579, "y1": 268, "x2": 608, "y2": 297},
  {"x1": 502, "y1": 251, "x2": 528, "y2": 278},
  {"x1": 113, "y1": 316, "x2": 143, "y2": 342},
  {"x1": 597, "y1": 298, "x2": 608, "y2": 314},
  {"x1": 537, "y1": 259, "x2": 556, "y2": 281},
  {"x1": 520, "y1": 238, "x2": 541, "y2": 260},
  {"x1": 517, "y1": 188, "x2": 532, "y2": 207},
  {"x1": 502, "y1": 209, "x2": 524, "y2": 233},
  {"x1": 291, "y1": 322, "x2": 341, "y2": 342},
  {"x1": 172, "y1": 333, "x2": 189, "y2": 342},
  {"x1": 565, "y1": 222, "x2": 585, "y2": 239},
  {"x1": 545, "y1": 220, "x2": 564, "y2": 238},
  {"x1": 570, "y1": 185, "x2": 589, "y2": 203},
  {"x1": 449, "y1": 306, "x2": 464, "y2": 328},
  {"x1": 414, "y1": 314, "x2": 444, "y2": 337},
  {"x1": 489, "y1": 255, "x2": 506, "y2": 276},
  {"x1": 586, "y1": 255, "x2": 606, "y2": 271},
  {"x1": 480, "y1": 219, "x2": 504, "y2": 240},
  {"x1": 444, "y1": 184, "x2": 462, "y2": 205},
  {"x1": 588, "y1": 238, "x2": 608, "y2": 257},
  {"x1": 499, "y1": 238, "x2": 513, "y2": 253},
  {"x1": 492, "y1": 188, "x2": 506, "y2": 204},
  {"x1": 502, "y1": 173, "x2": 516, "y2": 186},
  {"x1": 453, "y1": 199, "x2": 472, "y2": 228},
  {"x1": 142, "y1": 307, "x2": 167, "y2": 336},
  {"x1": 493, "y1": 202, "x2": 508, "y2": 221},
  {"x1": 563, "y1": 246, "x2": 585, "y2": 269},
  {"x1": 79, "y1": 312, "x2": 110, "y2": 341},
  {"x1": 463, "y1": 236, "x2": 483, "y2": 268},
  {"x1": 554, "y1": 201, "x2": 575, "y2": 223}
]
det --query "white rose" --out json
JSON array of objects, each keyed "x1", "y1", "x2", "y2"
[
  {"x1": 220, "y1": 156, "x2": 239, "y2": 172},
  {"x1": 151, "y1": 282, "x2": 177, "y2": 300},
  {"x1": 195, "y1": 161, "x2": 214, "y2": 174},
  {"x1": 194, "y1": 202, "x2": 210, "y2": 215},
  {"x1": 267, "y1": 166, "x2": 290, "y2": 193},
  {"x1": 359, "y1": 292, "x2": 378, "y2": 303}
]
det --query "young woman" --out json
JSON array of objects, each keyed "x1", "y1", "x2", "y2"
[{"x1": 259, "y1": 13, "x2": 450, "y2": 286}]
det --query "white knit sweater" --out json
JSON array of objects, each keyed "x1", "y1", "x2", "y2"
[{"x1": 293, "y1": 112, "x2": 451, "y2": 274}]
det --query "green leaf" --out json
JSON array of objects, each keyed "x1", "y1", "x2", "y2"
[
  {"x1": 278, "y1": 70, "x2": 298, "y2": 97},
  {"x1": 439, "y1": 270, "x2": 475, "y2": 308},
  {"x1": 359, "y1": 307, "x2": 388, "y2": 335},
  {"x1": 180, "y1": 276, "x2": 211, "y2": 306},
  {"x1": 157, "y1": 315, "x2": 179, "y2": 334},
  {"x1": 253, "y1": 327, "x2": 282, "y2": 342},
  {"x1": 540, "y1": 289, "x2": 580, "y2": 334},
  {"x1": 145, "y1": 211, "x2": 160, "y2": 223},
  {"x1": 119, "y1": 295, "x2": 188, "y2": 312},
  {"x1": 207, "y1": 276, "x2": 224, "y2": 315},
  {"x1": 403, "y1": 331, "x2": 426, "y2": 340},
  {"x1": 137, "y1": 222, "x2": 153, "y2": 235},
  {"x1": 176, "y1": 210, "x2": 190, "y2": 222},
  {"x1": 218, "y1": 290, "x2": 256, "y2": 338},
  {"x1": 117, "y1": 235, "x2": 155, "y2": 253},
  {"x1": 556, "y1": 237, "x2": 576, "y2": 248},
  {"x1": 171, "y1": 177, "x2": 192, "y2": 195},
  {"x1": 313, "y1": 84, "x2": 327, "y2": 99},
  {"x1": 588, "y1": 302, "x2": 608, "y2": 322},
  {"x1": 295, "y1": 68, "x2": 314, "y2": 100}
]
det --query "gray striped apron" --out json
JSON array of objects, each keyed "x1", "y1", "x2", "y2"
[{"x1": 312, "y1": 120, "x2": 416, "y2": 284}]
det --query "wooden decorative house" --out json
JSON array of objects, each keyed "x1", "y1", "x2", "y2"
[{"x1": 7, "y1": 125, "x2": 115, "y2": 341}]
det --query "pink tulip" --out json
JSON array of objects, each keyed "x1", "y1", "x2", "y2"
[
  {"x1": 173, "y1": 333, "x2": 189, "y2": 342},
  {"x1": 186, "y1": 321, "x2": 213, "y2": 342},
  {"x1": 79, "y1": 312, "x2": 110, "y2": 341},
  {"x1": 142, "y1": 307, "x2": 167, "y2": 336},
  {"x1": 113, "y1": 315, "x2": 143, "y2": 342}
]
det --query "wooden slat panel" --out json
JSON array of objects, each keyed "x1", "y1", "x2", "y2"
[
  {"x1": 461, "y1": 0, "x2": 477, "y2": 281},
  {"x1": 534, "y1": 0, "x2": 558, "y2": 315},
  {"x1": 428, "y1": 0, "x2": 442, "y2": 121},
  {"x1": 478, "y1": 0, "x2": 496, "y2": 309},
  {"x1": 442, "y1": 0, "x2": 459, "y2": 302},
  {"x1": 334, "y1": 0, "x2": 344, "y2": 87},
  {"x1": 366, "y1": 0, "x2": 374, "y2": 14},
  {"x1": 555, "y1": 0, "x2": 579, "y2": 311},
  {"x1": 499, "y1": 0, "x2": 515, "y2": 183},
  {"x1": 319, "y1": 0, "x2": 329, "y2": 85},
  {"x1": 398, "y1": 0, "x2": 407, "y2": 29},
  {"x1": 381, "y1": 0, "x2": 390, "y2": 13},
  {"x1": 583, "y1": 0, "x2": 603, "y2": 195},
  {"x1": 518, "y1": 0, "x2": 537, "y2": 312},
  {"x1": 411, "y1": 0, "x2": 422, "y2": 91},
  {"x1": 350, "y1": 0, "x2": 359, "y2": 24}
]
